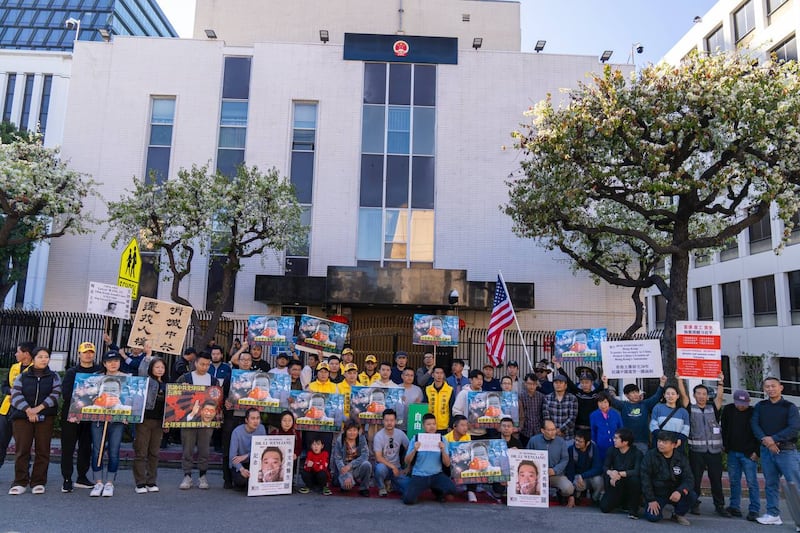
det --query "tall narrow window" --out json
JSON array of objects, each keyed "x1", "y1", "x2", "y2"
[
  {"x1": 748, "y1": 216, "x2": 772, "y2": 254},
  {"x1": 654, "y1": 295, "x2": 666, "y2": 330},
  {"x1": 772, "y1": 36, "x2": 798, "y2": 62},
  {"x1": 752, "y1": 275, "x2": 777, "y2": 326},
  {"x1": 37, "y1": 74, "x2": 52, "y2": 139},
  {"x1": 722, "y1": 281, "x2": 742, "y2": 328},
  {"x1": 145, "y1": 97, "x2": 175, "y2": 185},
  {"x1": 357, "y1": 62, "x2": 436, "y2": 265},
  {"x1": 286, "y1": 102, "x2": 317, "y2": 277},
  {"x1": 789, "y1": 270, "x2": 800, "y2": 325},
  {"x1": 734, "y1": 1, "x2": 755, "y2": 42},
  {"x1": 695, "y1": 286, "x2": 713, "y2": 321},
  {"x1": 217, "y1": 56, "x2": 251, "y2": 178},
  {"x1": 705, "y1": 26, "x2": 724, "y2": 53},
  {"x1": 18, "y1": 74, "x2": 34, "y2": 131},
  {"x1": 3, "y1": 73, "x2": 16, "y2": 122}
]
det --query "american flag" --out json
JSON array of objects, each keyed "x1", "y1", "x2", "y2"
[{"x1": 486, "y1": 274, "x2": 516, "y2": 367}]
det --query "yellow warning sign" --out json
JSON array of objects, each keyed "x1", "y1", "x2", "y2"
[{"x1": 117, "y1": 238, "x2": 141, "y2": 299}]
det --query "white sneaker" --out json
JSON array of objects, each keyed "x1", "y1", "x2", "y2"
[
  {"x1": 89, "y1": 482, "x2": 104, "y2": 497},
  {"x1": 467, "y1": 490, "x2": 478, "y2": 503},
  {"x1": 756, "y1": 514, "x2": 783, "y2": 525},
  {"x1": 198, "y1": 475, "x2": 209, "y2": 490},
  {"x1": 179, "y1": 475, "x2": 193, "y2": 490},
  {"x1": 31, "y1": 485, "x2": 45, "y2": 495},
  {"x1": 8, "y1": 485, "x2": 26, "y2": 495},
  {"x1": 135, "y1": 485, "x2": 147, "y2": 494},
  {"x1": 147, "y1": 485, "x2": 159, "y2": 493},
  {"x1": 102, "y1": 482, "x2": 114, "y2": 497}
]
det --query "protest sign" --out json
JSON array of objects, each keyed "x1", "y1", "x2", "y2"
[
  {"x1": 601, "y1": 339, "x2": 664, "y2": 378},
  {"x1": 467, "y1": 391, "x2": 519, "y2": 428},
  {"x1": 288, "y1": 391, "x2": 344, "y2": 432},
  {"x1": 412, "y1": 314, "x2": 459, "y2": 347},
  {"x1": 163, "y1": 384, "x2": 223, "y2": 428},
  {"x1": 248, "y1": 435, "x2": 295, "y2": 496},
  {"x1": 349, "y1": 386, "x2": 406, "y2": 426},
  {"x1": 554, "y1": 328, "x2": 607, "y2": 363},
  {"x1": 295, "y1": 315, "x2": 348, "y2": 356},
  {"x1": 87, "y1": 281, "x2": 131, "y2": 320},
  {"x1": 247, "y1": 315, "x2": 295, "y2": 347},
  {"x1": 676, "y1": 321, "x2": 722, "y2": 379},
  {"x1": 67, "y1": 374, "x2": 149, "y2": 423},
  {"x1": 406, "y1": 403, "x2": 429, "y2": 439},
  {"x1": 228, "y1": 370, "x2": 290, "y2": 413},
  {"x1": 448, "y1": 440, "x2": 510, "y2": 484},
  {"x1": 507, "y1": 449, "x2": 549, "y2": 507},
  {"x1": 128, "y1": 297, "x2": 191, "y2": 356},
  {"x1": 417, "y1": 432, "x2": 443, "y2": 453}
]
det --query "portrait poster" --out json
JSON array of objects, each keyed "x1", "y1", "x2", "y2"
[
  {"x1": 247, "y1": 315, "x2": 295, "y2": 347},
  {"x1": 87, "y1": 281, "x2": 131, "y2": 320},
  {"x1": 295, "y1": 315, "x2": 348, "y2": 356},
  {"x1": 67, "y1": 374, "x2": 149, "y2": 423},
  {"x1": 448, "y1": 439, "x2": 510, "y2": 484},
  {"x1": 163, "y1": 384, "x2": 223, "y2": 428},
  {"x1": 248, "y1": 435, "x2": 295, "y2": 497},
  {"x1": 127, "y1": 297, "x2": 191, "y2": 356},
  {"x1": 554, "y1": 328, "x2": 607, "y2": 363},
  {"x1": 228, "y1": 370, "x2": 290, "y2": 413},
  {"x1": 507, "y1": 449, "x2": 549, "y2": 507},
  {"x1": 349, "y1": 386, "x2": 406, "y2": 426},
  {"x1": 467, "y1": 391, "x2": 519, "y2": 428},
  {"x1": 412, "y1": 314, "x2": 459, "y2": 346},
  {"x1": 288, "y1": 391, "x2": 344, "y2": 432}
]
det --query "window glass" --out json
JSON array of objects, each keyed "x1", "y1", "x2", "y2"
[
  {"x1": 385, "y1": 209, "x2": 407, "y2": 243},
  {"x1": 287, "y1": 207, "x2": 312, "y2": 256},
  {"x1": 222, "y1": 57, "x2": 251, "y2": 100},
  {"x1": 218, "y1": 127, "x2": 246, "y2": 149},
  {"x1": 357, "y1": 208, "x2": 382, "y2": 260},
  {"x1": 361, "y1": 105, "x2": 385, "y2": 153},
  {"x1": 752, "y1": 275, "x2": 777, "y2": 314},
  {"x1": 359, "y1": 154, "x2": 384, "y2": 207},
  {"x1": 220, "y1": 101, "x2": 248, "y2": 126},
  {"x1": 151, "y1": 98, "x2": 175, "y2": 123},
  {"x1": 413, "y1": 107, "x2": 435, "y2": 155},
  {"x1": 410, "y1": 210, "x2": 434, "y2": 262},
  {"x1": 294, "y1": 103, "x2": 317, "y2": 128},
  {"x1": 695, "y1": 286, "x2": 713, "y2": 320},
  {"x1": 290, "y1": 151, "x2": 314, "y2": 204},
  {"x1": 411, "y1": 156, "x2": 435, "y2": 209},
  {"x1": 387, "y1": 106, "x2": 410, "y2": 154},
  {"x1": 413, "y1": 64, "x2": 436, "y2": 106},
  {"x1": 388, "y1": 63, "x2": 411, "y2": 105},
  {"x1": 385, "y1": 155, "x2": 409, "y2": 208},
  {"x1": 145, "y1": 147, "x2": 170, "y2": 185},
  {"x1": 292, "y1": 128, "x2": 315, "y2": 151},
  {"x1": 216, "y1": 149, "x2": 244, "y2": 178},
  {"x1": 363, "y1": 63, "x2": 386, "y2": 104},
  {"x1": 149, "y1": 124, "x2": 173, "y2": 146},
  {"x1": 734, "y1": 1, "x2": 755, "y2": 41}
]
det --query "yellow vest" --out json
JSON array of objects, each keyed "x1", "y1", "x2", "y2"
[
  {"x1": 308, "y1": 380, "x2": 338, "y2": 394},
  {"x1": 357, "y1": 371, "x2": 379, "y2": 386},
  {"x1": 337, "y1": 380, "x2": 356, "y2": 417},
  {"x1": 0, "y1": 362, "x2": 26, "y2": 415},
  {"x1": 443, "y1": 430, "x2": 471, "y2": 443},
  {"x1": 426, "y1": 382, "x2": 454, "y2": 431}
]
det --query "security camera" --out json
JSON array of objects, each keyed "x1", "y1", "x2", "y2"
[
  {"x1": 65, "y1": 18, "x2": 80, "y2": 30},
  {"x1": 448, "y1": 289, "x2": 459, "y2": 306},
  {"x1": 635, "y1": 44, "x2": 644, "y2": 54}
]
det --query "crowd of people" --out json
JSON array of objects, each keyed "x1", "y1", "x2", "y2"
[{"x1": 0, "y1": 339, "x2": 799, "y2": 528}]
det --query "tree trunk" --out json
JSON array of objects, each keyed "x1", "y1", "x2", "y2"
[
  {"x1": 622, "y1": 286, "x2": 644, "y2": 339},
  {"x1": 194, "y1": 254, "x2": 239, "y2": 351},
  {"x1": 662, "y1": 251, "x2": 690, "y2": 379}
]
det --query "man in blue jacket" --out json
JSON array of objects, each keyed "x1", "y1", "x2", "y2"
[
  {"x1": 566, "y1": 429, "x2": 604, "y2": 506},
  {"x1": 603, "y1": 374, "x2": 666, "y2": 454}
]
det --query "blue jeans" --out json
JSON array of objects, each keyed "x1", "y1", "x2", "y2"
[
  {"x1": 90, "y1": 422, "x2": 124, "y2": 479},
  {"x1": 374, "y1": 462, "x2": 408, "y2": 491},
  {"x1": 402, "y1": 473, "x2": 456, "y2": 505},
  {"x1": 761, "y1": 445, "x2": 800, "y2": 517},
  {"x1": 645, "y1": 491, "x2": 697, "y2": 522},
  {"x1": 727, "y1": 451, "x2": 760, "y2": 514}
]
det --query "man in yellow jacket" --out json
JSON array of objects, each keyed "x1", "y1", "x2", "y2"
[
  {"x1": 425, "y1": 367, "x2": 454, "y2": 433},
  {"x1": 0, "y1": 341, "x2": 34, "y2": 473}
]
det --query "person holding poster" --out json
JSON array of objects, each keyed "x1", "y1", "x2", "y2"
[
  {"x1": 332, "y1": 420, "x2": 372, "y2": 496},
  {"x1": 59, "y1": 341, "x2": 100, "y2": 493},
  {"x1": 373, "y1": 409, "x2": 410, "y2": 496},
  {"x1": 229, "y1": 408, "x2": 266, "y2": 491},
  {"x1": 176, "y1": 352, "x2": 216, "y2": 491},
  {"x1": 527, "y1": 420, "x2": 574, "y2": 503},
  {"x1": 133, "y1": 358, "x2": 168, "y2": 493},
  {"x1": 269, "y1": 411, "x2": 302, "y2": 471},
  {"x1": 88, "y1": 351, "x2": 130, "y2": 498},
  {"x1": 8, "y1": 347, "x2": 61, "y2": 496},
  {"x1": 452, "y1": 369, "x2": 487, "y2": 440},
  {"x1": 677, "y1": 373, "x2": 730, "y2": 517},
  {"x1": 600, "y1": 428, "x2": 642, "y2": 519},
  {"x1": 337, "y1": 363, "x2": 359, "y2": 419},
  {"x1": 602, "y1": 375, "x2": 666, "y2": 454},
  {"x1": 554, "y1": 362, "x2": 604, "y2": 433},
  {"x1": 640, "y1": 431, "x2": 696, "y2": 525},
  {"x1": 416, "y1": 352, "x2": 435, "y2": 388},
  {"x1": 403, "y1": 413, "x2": 457, "y2": 505}
]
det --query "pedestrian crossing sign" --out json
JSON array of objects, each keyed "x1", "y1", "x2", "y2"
[{"x1": 117, "y1": 238, "x2": 141, "y2": 299}]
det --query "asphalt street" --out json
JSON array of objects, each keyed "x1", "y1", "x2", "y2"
[{"x1": 0, "y1": 467, "x2": 792, "y2": 533}]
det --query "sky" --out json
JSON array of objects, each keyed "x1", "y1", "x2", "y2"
[{"x1": 156, "y1": 0, "x2": 717, "y2": 67}]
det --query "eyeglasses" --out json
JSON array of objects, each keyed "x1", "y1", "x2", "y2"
[{"x1": 389, "y1": 438, "x2": 394, "y2": 449}]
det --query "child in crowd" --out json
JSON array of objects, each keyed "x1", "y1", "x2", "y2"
[{"x1": 300, "y1": 437, "x2": 331, "y2": 495}]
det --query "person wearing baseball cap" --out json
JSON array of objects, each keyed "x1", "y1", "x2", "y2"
[
  {"x1": 390, "y1": 351, "x2": 409, "y2": 385},
  {"x1": 505, "y1": 361, "x2": 521, "y2": 394},
  {"x1": 269, "y1": 352, "x2": 291, "y2": 375},
  {"x1": 543, "y1": 372, "x2": 578, "y2": 443},
  {"x1": 59, "y1": 341, "x2": 102, "y2": 493},
  {"x1": 341, "y1": 347, "x2": 355, "y2": 366},
  {"x1": 338, "y1": 363, "x2": 359, "y2": 418},
  {"x1": 640, "y1": 429, "x2": 696, "y2": 524},
  {"x1": 533, "y1": 361, "x2": 554, "y2": 395},
  {"x1": 308, "y1": 362, "x2": 337, "y2": 394},
  {"x1": 721, "y1": 389, "x2": 760, "y2": 520},
  {"x1": 358, "y1": 354, "x2": 379, "y2": 386}
]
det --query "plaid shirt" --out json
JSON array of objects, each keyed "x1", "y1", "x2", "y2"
[
  {"x1": 519, "y1": 389, "x2": 546, "y2": 438},
  {"x1": 543, "y1": 391, "x2": 578, "y2": 440}
]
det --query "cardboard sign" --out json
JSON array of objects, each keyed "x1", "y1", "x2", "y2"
[
  {"x1": 128, "y1": 297, "x2": 191, "y2": 356},
  {"x1": 676, "y1": 321, "x2": 721, "y2": 379}
]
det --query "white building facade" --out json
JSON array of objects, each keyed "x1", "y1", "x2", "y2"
[
  {"x1": 656, "y1": 0, "x2": 800, "y2": 394},
  {"x1": 42, "y1": 0, "x2": 636, "y2": 335}
]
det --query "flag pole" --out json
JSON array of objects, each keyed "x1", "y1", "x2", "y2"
[{"x1": 499, "y1": 271, "x2": 533, "y2": 374}]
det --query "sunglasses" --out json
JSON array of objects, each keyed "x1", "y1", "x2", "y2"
[{"x1": 389, "y1": 438, "x2": 394, "y2": 449}]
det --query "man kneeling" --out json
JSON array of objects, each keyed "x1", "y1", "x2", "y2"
[
  {"x1": 229, "y1": 408, "x2": 266, "y2": 491},
  {"x1": 641, "y1": 431, "x2": 696, "y2": 525},
  {"x1": 402, "y1": 413, "x2": 456, "y2": 505}
]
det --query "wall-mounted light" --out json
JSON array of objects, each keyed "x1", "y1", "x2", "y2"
[
  {"x1": 534, "y1": 40, "x2": 546, "y2": 53},
  {"x1": 600, "y1": 50, "x2": 613, "y2": 63},
  {"x1": 204, "y1": 29, "x2": 217, "y2": 39},
  {"x1": 319, "y1": 30, "x2": 329, "y2": 43},
  {"x1": 472, "y1": 37, "x2": 483, "y2": 50},
  {"x1": 98, "y1": 28, "x2": 111, "y2": 42}
]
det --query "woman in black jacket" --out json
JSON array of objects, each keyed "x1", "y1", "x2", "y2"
[
  {"x1": 133, "y1": 357, "x2": 168, "y2": 493},
  {"x1": 9, "y1": 346, "x2": 61, "y2": 495}
]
